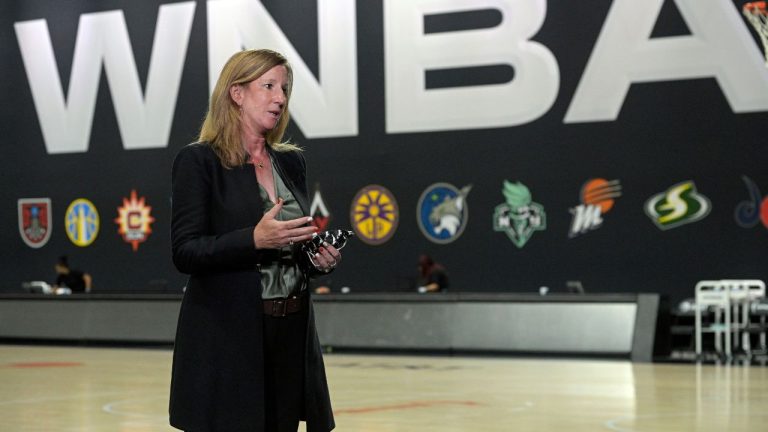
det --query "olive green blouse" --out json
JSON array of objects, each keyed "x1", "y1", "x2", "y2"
[{"x1": 258, "y1": 161, "x2": 305, "y2": 300}]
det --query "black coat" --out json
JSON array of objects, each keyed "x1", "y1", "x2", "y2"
[{"x1": 168, "y1": 143, "x2": 334, "y2": 432}]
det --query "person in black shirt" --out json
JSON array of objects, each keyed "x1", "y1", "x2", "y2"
[
  {"x1": 417, "y1": 254, "x2": 449, "y2": 293},
  {"x1": 53, "y1": 256, "x2": 92, "y2": 293}
]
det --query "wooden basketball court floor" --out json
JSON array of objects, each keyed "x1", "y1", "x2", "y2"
[{"x1": 1, "y1": 345, "x2": 766, "y2": 431}]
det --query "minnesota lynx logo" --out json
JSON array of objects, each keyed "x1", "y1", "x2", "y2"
[
  {"x1": 493, "y1": 181, "x2": 546, "y2": 248},
  {"x1": 645, "y1": 181, "x2": 711, "y2": 230},
  {"x1": 417, "y1": 183, "x2": 471, "y2": 244}
]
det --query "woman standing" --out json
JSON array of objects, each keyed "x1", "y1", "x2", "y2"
[{"x1": 169, "y1": 49, "x2": 339, "y2": 432}]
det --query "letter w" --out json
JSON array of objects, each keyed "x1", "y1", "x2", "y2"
[{"x1": 14, "y1": 3, "x2": 196, "y2": 154}]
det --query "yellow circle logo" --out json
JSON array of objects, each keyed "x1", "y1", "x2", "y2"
[
  {"x1": 65, "y1": 198, "x2": 100, "y2": 247},
  {"x1": 350, "y1": 185, "x2": 399, "y2": 245}
]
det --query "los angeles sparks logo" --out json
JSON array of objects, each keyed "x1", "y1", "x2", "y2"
[
  {"x1": 65, "y1": 198, "x2": 100, "y2": 247},
  {"x1": 351, "y1": 185, "x2": 399, "y2": 245},
  {"x1": 115, "y1": 190, "x2": 155, "y2": 251},
  {"x1": 568, "y1": 178, "x2": 622, "y2": 237}
]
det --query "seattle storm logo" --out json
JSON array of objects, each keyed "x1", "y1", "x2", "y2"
[
  {"x1": 417, "y1": 183, "x2": 471, "y2": 244},
  {"x1": 493, "y1": 181, "x2": 546, "y2": 248}
]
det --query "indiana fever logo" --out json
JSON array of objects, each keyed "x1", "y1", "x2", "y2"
[
  {"x1": 735, "y1": 176, "x2": 768, "y2": 230},
  {"x1": 350, "y1": 185, "x2": 399, "y2": 245},
  {"x1": 645, "y1": 181, "x2": 711, "y2": 230},
  {"x1": 568, "y1": 178, "x2": 622, "y2": 238},
  {"x1": 18, "y1": 198, "x2": 52, "y2": 248},
  {"x1": 417, "y1": 183, "x2": 471, "y2": 244},
  {"x1": 493, "y1": 181, "x2": 546, "y2": 248},
  {"x1": 65, "y1": 198, "x2": 100, "y2": 247},
  {"x1": 115, "y1": 190, "x2": 155, "y2": 251}
]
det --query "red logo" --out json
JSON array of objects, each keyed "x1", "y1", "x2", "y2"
[
  {"x1": 310, "y1": 187, "x2": 331, "y2": 231},
  {"x1": 18, "y1": 198, "x2": 52, "y2": 248},
  {"x1": 115, "y1": 190, "x2": 155, "y2": 251}
]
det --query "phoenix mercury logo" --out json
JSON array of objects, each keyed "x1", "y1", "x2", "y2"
[
  {"x1": 568, "y1": 178, "x2": 622, "y2": 237},
  {"x1": 645, "y1": 181, "x2": 711, "y2": 230}
]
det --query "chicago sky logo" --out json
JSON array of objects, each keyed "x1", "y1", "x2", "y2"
[
  {"x1": 417, "y1": 183, "x2": 471, "y2": 244},
  {"x1": 115, "y1": 190, "x2": 155, "y2": 251},
  {"x1": 18, "y1": 198, "x2": 52, "y2": 248},
  {"x1": 735, "y1": 175, "x2": 768, "y2": 230},
  {"x1": 65, "y1": 198, "x2": 100, "y2": 246},
  {"x1": 645, "y1": 181, "x2": 711, "y2": 230},
  {"x1": 350, "y1": 185, "x2": 399, "y2": 245},
  {"x1": 309, "y1": 185, "x2": 331, "y2": 232},
  {"x1": 493, "y1": 181, "x2": 546, "y2": 248},
  {"x1": 569, "y1": 178, "x2": 622, "y2": 237}
]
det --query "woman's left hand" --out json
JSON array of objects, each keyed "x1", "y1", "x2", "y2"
[{"x1": 313, "y1": 243, "x2": 341, "y2": 273}]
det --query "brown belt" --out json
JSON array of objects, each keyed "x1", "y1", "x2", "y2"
[{"x1": 263, "y1": 293, "x2": 305, "y2": 317}]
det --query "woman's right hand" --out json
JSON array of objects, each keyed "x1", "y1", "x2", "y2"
[{"x1": 253, "y1": 198, "x2": 317, "y2": 249}]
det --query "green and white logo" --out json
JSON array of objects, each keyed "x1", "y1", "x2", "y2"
[
  {"x1": 644, "y1": 181, "x2": 711, "y2": 230},
  {"x1": 493, "y1": 181, "x2": 546, "y2": 248}
]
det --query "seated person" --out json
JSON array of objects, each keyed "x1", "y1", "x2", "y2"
[
  {"x1": 417, "y1": 254, "x2": 448, "y2": 293},
  {"x1": 53, "y1": 256, "x2": 92, "y2": 293}
]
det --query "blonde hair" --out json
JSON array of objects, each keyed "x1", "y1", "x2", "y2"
[{"x1": 199, "y1": 49, "x2": 300, "y2": 168}]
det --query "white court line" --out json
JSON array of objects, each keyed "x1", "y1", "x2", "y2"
[
  {"x1": 101, "y1": 393, "x2": 169, "y2": 420},
  {"x1": 0, "y1": 391, "x2": 136, "y2": 406}
]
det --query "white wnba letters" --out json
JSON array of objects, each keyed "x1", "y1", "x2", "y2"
[
  {"x1": 565, "y1": 0, "x2": 768, "y2": 123},
  {"x1": 14, "y1": 2, "x2": 196, "y2": 153},
  {"x1": 13, "y1": 0, "x2": 768, "y2": 153},
  {"x1": 207, "y1": 0, "x2": 358, "y2": 138},
  {"x1": 384, "y1": 0, "x2": 560, "y2": 133}
]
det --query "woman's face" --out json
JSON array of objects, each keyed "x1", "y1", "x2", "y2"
[{"x1": 236, "y1": 64, "x2": 289, "y2": 137}]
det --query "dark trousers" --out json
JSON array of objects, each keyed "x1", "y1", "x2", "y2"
[{"x1": 262, "y1": 295, "x2": 308, "y2": 432}]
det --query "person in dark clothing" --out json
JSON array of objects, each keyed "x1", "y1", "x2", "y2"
[
  {"x1": 417, "y1": 254, "x2": 449, "y2": 293},
  {"x1": 169, "y1": 49, "x2": 339, "y2": 432},
  {"x1": 53, "y1": 256, "x2": 91, "y2": 293}
]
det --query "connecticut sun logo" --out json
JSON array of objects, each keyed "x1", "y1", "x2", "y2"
[
  {"x1": 351, "y1": 185, "x2": 399, "y2": 245},
  {"x1": 115, "y1": 190, "x2": 155, "y2": 251},
  {"x1": 65, "y1": 198, "x2": 100, "y2": 247}
]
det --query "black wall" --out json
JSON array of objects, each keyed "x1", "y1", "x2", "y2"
[{"x1": 2, "y1": 0, "x2": 766, "y2": 304}]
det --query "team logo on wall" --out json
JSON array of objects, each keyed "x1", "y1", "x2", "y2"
[
  {"x1": 493, "y1": 181, "x2": 546, "y2": 248},
  {"x1": 309, "y1": 186, "x2": 331, "y2": 231},
  {"x1": 644, "y1": 181, "x2": 711, "y2": 230},
  {"x1": 115, "y1": 190, "x2": 155, "y2": 251},
  {"x1": 17, "y1": 198, "x2": 52, "y2": 248},
  {"x1": 735, "y1": 175, "x2": 768, "y2": 230},
  {"x1": 350, "y1": 185, "x2": 399, "y2": 245},
  {"x1": 568, "y1": 178, "x2": 622, "y2": 238},
  {"x1": 417, "y1": 183, "x2": 472, "y2": 244},
  {"x1": 65, "y1": 198, "x2": 100, "y2": 247}
]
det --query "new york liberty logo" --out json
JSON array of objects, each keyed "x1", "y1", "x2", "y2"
[{"x1": 493, "y1": 181, "x2": 546, "y2": 248}]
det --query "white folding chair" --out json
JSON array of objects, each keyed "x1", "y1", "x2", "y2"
[
  {"x1": 720, "y1": 280, "x2": 766, "y2": 354},
  {"x1": 694, "y1": 280, "x2": 731, "y2": 357}
]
